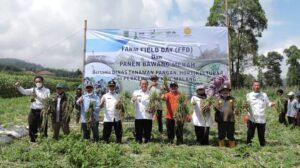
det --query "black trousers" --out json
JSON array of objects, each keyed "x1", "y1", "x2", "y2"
[
  {"x1": 102, "y1": 120, "x2": 122, "y2": 143},
  {"x1": 247, "y1": 120, "x2": 266, "y2": 146},
  {"x1": 279, "y1": 113, "x2": 287, "y2": 125},
  {"x1": 166, "y1": 119, "x2": 184, "y2": 144},
  {"x1": 287, "y1": 116, "x2": 296, "y2": 125},
  {"x1": 194, "y1": 126, "x2": 210, "y2": 145},
  {"x1": 157, "y1": 110, "x2": 163, "y2": 133},
  {"x1": 218, "y1": 121, "x2": 235, "y2": 141},
  {"x1": 28, "y1": 109, "x2": 43, "y2": 142},
  {"x1": 81, "y1": 122, "x2": 99, "y2": 142},
  {"x1": 135, "y1": 119, "x2": 152, "y2": 143}
]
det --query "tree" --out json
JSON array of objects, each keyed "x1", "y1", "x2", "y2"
[
  {"x1": 264, "y1": 51, "x2": 283, "y2": 87},
  {"x1": 206, "y1": 0, "x2": 267, "y2": 87},
  {"x1": 253, "y1": 54, "x2": 266, "y2": 86},
  {"x1": 284, "y1": 45, "x2": 300, "y2": 86}
]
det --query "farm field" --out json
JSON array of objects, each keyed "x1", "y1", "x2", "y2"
[{"x1": 0, "y1": 88, "x2": 299, "y2": 168}]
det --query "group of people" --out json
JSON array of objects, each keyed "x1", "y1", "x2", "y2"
[
  {"x1": 15, "y1": 75, "x2": 300, "y2": 148},
  {"x1": 275, "y1": 89, "x2": 300, "y2": 126}
]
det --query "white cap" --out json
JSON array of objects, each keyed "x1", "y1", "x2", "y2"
[
  {"x1": 287, "y1": 91, "x2": 295, "y2": 96},
  {"x1": 196, "y1": 85, "x2": 205, "y2": 90}
]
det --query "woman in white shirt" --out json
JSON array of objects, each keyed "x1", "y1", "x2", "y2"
[{"x1": 191, "y1": 85, "x2": 212, "y2": 145}]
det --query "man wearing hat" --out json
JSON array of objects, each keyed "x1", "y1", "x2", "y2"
[
  {"x1": 76, "y1": 83, "x2": 100, "y2": 141},
  {"x1": 100, "y1": 80, "x2": 123, "y2": 143},
  {"x1": 214, "y1": 84, "x2": 238, "y2": 148},
  {"x1": 191, "y1": 85, "x2": 213, "y2": 145},
  {"x1": 74, "y1": 85, "x2": 83, "y2": 123},
  {"x1": 148, "y1": 74, "x2": 163, "y2": 133},
  {"x1": 132, "y1": 79, "x2": 153, "y2": 143},
  {"x1": 294, "y1": 92, "x2": 300, "y2": 126},
  {"x1": 246, "y1": 81, "x2": 275, "y2": 146},
  {"x1": 162, "y1": 81, "x2": 186, "y2": 144},
  {"x1": 51, "y1": 83, "x2": 70, "y2": 140},
  {"x1": 286, "y1": 92, "x2": 297, "y2": 125}
]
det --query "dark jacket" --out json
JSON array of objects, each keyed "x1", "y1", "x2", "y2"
[
  {"x1": 52, "y1": 93, "x2": 68, "y2": 123},
  {"x1": 214, "y1": 96, "x2": 237, "y2": 123}
]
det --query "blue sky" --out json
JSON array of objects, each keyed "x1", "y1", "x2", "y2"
[
  {"x1": 258, "y1": 0, "x2": 300, "y2": 54},
  {"x1": 167, "y1": 0, "x2": 300, "y2": 55}
]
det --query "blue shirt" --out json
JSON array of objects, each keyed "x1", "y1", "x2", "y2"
[{"x1": 77, "y1": 93, "x2": 100, "y2": 123}]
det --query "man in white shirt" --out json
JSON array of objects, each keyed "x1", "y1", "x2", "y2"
[
  {"x1": 15, "y1": 76, "x2": 50, "y2": 142},
  {"x1": 132, "y1": 79, "x2": 153, "y2": 143},
  {"x1": 246, "y1": 81, "x2": 275, "y2": 146},
  {"x1": 100, "y1": 80, "x2": 122, "y2": 143},
  {"x1": 191, "y1": 85, "x2": 212, "y2": 145},
  {"x1": 76, "y1": 83, "x2": 100, "y2": 141},
  {"x1": 286, "y1": 92, "x2": 297, "y2": 125},
  {"x1": 148, "y1": 75, "x2": 163, "y2": 133}
]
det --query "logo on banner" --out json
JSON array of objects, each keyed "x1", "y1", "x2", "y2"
[{"x1": 184, "y1": 27, "x2": 192, "y2": 35}]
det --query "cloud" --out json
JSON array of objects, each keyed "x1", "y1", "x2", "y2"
[{"x1": 0, "y1": 0, "x2": 215, "y2": 70}]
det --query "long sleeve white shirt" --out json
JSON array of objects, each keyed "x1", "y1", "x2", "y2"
[
  {"x1": 100, "y1": 91, "x2": 120, "y2": 122},
  {"x1": 17, "y1": 86, "x2": 50, "y2": 110},
  {"x1": 287, "y1": 99, "x2": 298, "y2": 117},
  {"x1": 246, "y1": 91, "x2": 272, "y2": 124},
  {"x1": 76, "y1": 93, "x2": 100, "y2": 123},
  {"x1": 191, "y1": 96, "x2": 213, "y2": 127},
  {"x1": 132, "y1": 89, "x2": 152, "y2": 120}
]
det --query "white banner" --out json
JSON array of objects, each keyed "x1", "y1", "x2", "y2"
[{"x1": 84, "y1": 26, "x2": 229, "y2": 97}]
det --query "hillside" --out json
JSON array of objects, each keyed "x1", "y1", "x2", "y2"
[{"x1": 0, "y1": 58, "x2": 81, "y2": 78}]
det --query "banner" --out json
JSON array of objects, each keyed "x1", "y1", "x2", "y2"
[{"x1": 84, "y1": 26, "x2": 229, "y2": 97}]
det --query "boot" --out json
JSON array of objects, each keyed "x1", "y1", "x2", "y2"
[
  {"x1": 228, "y1": 140, "x2": 236, "y2": 148},
  {"x1": 218, "y1": 140, "x2": 225, "y2": 147}
]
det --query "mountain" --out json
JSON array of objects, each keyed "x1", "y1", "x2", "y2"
[
  {"x1": 0, "y1": 58, "x2": 44, "y2": 71},
  {"x1": 0, "y1": 58, "x2": 81, "y2": 78}
]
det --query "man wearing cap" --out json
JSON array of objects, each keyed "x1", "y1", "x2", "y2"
[
  {"x1": 191, "y1": 85, "x2": 212, "y2": 145},
  {"x1": 162, "y1": 81, "x2": 186, "y2": 144},
  {"x1": 148, "y1": 74, "x2": 163, "y2": 133},
  {"x1": 74, "y1": 85, "x2": 83, "y2": 123},
  {"x1": 76, "y1": 83, "x2": 100, "y2": 141},
  {"x1": 294, "y1": 92, "x2": 300, "y2": 126},
  {"x1": 15, "y1": 76, "x2": 50, "y2": 142},
  {"x1": 214, "y1": 84, "x2": 238, "y2": 148},
  {"x1": 286, "y1": 92, "x2": 297, "y2": 125},
  {"x1": 246, "y1": 81, "x2": 275, "y2": 146},
  {"x1": 51, "y1": 83, "x2": 70, "y2": 140},
  {"x1": 132, "y1": 79, "x2": 153, "y2": 143},
  {"x1": 100, "y1": 80, "x2": 123, "y2": 143}
]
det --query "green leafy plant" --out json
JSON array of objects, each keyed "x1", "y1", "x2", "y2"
[
  {"x1": 146, "y1": 91, "x2": 161, "y2": 114},
  {"x1": 175, "y1": 94, "x2": 189, "y2": 124},
  {"x1": 115, "y1": 91, "x2": 132, "y2": 120}
]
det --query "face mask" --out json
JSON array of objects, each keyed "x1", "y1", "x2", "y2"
[
  {"x1": 88, "y1": 92, "x2": 93, "y2": 96},
  {"x1": 36, "y1": 82, "x2": 43, "y2": 88}
]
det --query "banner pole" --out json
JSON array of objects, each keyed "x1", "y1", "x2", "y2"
[
  {"x1": 225, "y1": 0, "x2": 232, "y2": 86},
  {"x1": 82, "y1": 20, "x2": 87, "y2": 86}
]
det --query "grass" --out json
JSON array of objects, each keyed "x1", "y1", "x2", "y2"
[{"x1": 0, "y1": 89, "x2": 300, "y2": 167}]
